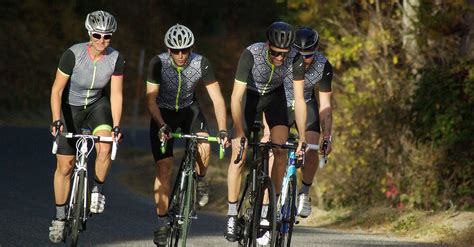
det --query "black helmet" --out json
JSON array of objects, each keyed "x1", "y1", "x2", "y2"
[
  {"x1": 294, "y1": 27, "x2": 319, "y2": 50},
  {"x1": 266, "y1": 21, "x2": 295, "y2": 49}
]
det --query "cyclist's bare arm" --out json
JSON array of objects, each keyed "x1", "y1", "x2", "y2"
[
  {"x1": 146, "y1": 83, "x2": 166, "y2": 126},
  {"x1": 230, "y1": 80, "x2": 247, "y2": 138},
  {"x1": 205, "y1": 81, "x2": 227, "y2": 132},
  {"x1": 50, "y1": 69, "x2": 69, "y2": 135},
  {"x1": 293, "y1": 79, "x2": 307, "y2": 142},
  {"x1": 319, "y1": 91, "x2": 333, "y2": 154},
  {"x1": 110, "y1": 75, "x2": 123, "y2": 128}
]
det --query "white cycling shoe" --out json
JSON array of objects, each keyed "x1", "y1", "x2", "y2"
[
  {"x1": 297, "y1": 193, "x2": 312, "y2": 218},
  {"x1": 49, "y1": 219, "x2": 65, "y2": 243},
  {"x1": 90, "y1": 192, "x2": 106, "y2": 214},
  {"x1": 256, "y1": 219, "x2": 271, "y2": 246}
]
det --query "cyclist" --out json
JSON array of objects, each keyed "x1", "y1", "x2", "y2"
[
  {"x1": 146, "y1": 24, "x2": 228, "y2": 246},
  {"x1": 48, "y1": 10, "x2": 124, "y2": 243},
  {"x1": 225, "y1": 21, "x2": 307, "y2": 242},
  {"x1": 262, "y1": 27, "x2": 333, "y2": 218}
]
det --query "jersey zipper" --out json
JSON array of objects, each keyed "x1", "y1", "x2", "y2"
[
  {"x1": 175, "y1": 66, "x2": 183, "y2": 112},
  {"x1": 262, "y1": 50, "x2": 275, "y2": 95},
  {"x1": 84, "y1": 60, "x2": 98, "y2": 109}
]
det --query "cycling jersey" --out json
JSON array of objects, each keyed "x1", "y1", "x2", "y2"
[
  {"x1": 283, "y1": 50, "x2": 333, "y2": 107},
  {"x1": 58, "y1": 42, "x2": 124, "y2": 107},
  {"x1": 235, "y1": 42, "x2": 304, "y2": 95},
  {"x1": 146, "y1": 52, "x2": 216, "y2": 111}
]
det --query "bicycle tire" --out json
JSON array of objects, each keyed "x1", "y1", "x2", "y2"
[
  {"x1": 69, "y1": 169, "x2": 85, "y2": 247},
  {"x1": 168, "y1": 164, "x2": 185, "y2": 247},
  {"x1": 252, "y1": 176, "x2": 277, "y2": 247},
  {"x1": 178, "y1": 169, "x2": 194, "y2": 246},
  {"x1": 237, "y1": 174, "x2": 253, "y2": 247},
  {"x1": 276, "y1": 174, "x2": 297, "y2": 247}
]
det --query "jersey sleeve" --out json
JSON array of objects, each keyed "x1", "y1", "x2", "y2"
[
  {"x1": 113, "y1": 54, "x2": 125, "y2": 76},
  {"x1": 319, "y1": 60, "x2": 333, "y2": 92},
  {"x1": 234, "y1": 49, "x2": 254, "y2": 83},
  {"x1": 146, "y1": 56, "x2": 162, "y2": 84},
  {"x1": 292, "y1": 54, "x2": 305, "y2": 81},
  {"x1": 57, "y1": 49, "x2": 75, "y2": 76},
  {"x1": 200, "y1": 56, "x2": 217, "y2": 85}
]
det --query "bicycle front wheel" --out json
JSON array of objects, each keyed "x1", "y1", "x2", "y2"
[
  {"x1": 276, "y1": 174, "x2": 297, "y2": 247},
  {"x1": 252, "y1": 176, "x2": 277, "y2": 247},
  {"x1": 237, "y1": 173, "x2": 253, "y2": 247},
  {"x1": 178, "y1": 170, "x2": 195, "y2": 246},
  {"x1": 69, "y1": 169, "x2": 85, "y2": 247}
]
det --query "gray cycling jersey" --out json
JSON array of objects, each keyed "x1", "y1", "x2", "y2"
[
  {"x1": 58, "y1": 42, "x2": 122, "y2": 107},
  {"x1": 147, "y1": 52, "x2": 215, "y2": 111},
  {"x1": 236, "y1": 43, "x2": 298, "y2": 95},
  {"x1": 284, "y1": 50, "x2": 332, "y2": 107}
]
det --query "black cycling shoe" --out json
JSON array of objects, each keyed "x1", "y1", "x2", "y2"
[
  {"x1": 224, "y1": 215, "x2": 239, "y2": 242},
  {"x1": 153, "y1": 225, "x2": 170, "y2": 246}
]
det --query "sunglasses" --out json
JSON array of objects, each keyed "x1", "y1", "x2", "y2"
[
  {"x1": 170, "y1": 47, "x2": 191, "y2": 55},
  {"x1": 269, "y1": 48, "x2": 288, "y2": 58},
  {"x1": 299, "y1": 50, "x2": 315, "y2": 59},
  {"x1": 91, "y1": 32, "x2": 112, "y2": 40}
]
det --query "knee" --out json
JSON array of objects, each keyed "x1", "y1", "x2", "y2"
[
  {"x1": 56, "y1": 161, "x2": 74, "y2": 177},
  {"x1": 96, "y1": 145, "x2": 111, "y2": 161}
]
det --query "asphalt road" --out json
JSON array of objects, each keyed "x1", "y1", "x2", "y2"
[{"x1": 0, "y1": 126, "x2": 443, "y2": 246}]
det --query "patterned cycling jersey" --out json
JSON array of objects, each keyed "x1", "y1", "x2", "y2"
[
  {"x1": 146, "y1": 52, "x2": 216, "y2": 111},
  {"x1": 283, "y1": 50, "x2": 333, "y2": 107},
  {"x1": 58, "y1": 42, "x2": 124, "y2": 107},
  {"x1": 235, "y1": 42, "x2": 304, "y2": 95}
]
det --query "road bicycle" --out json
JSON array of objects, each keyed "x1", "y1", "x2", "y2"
[
  {"x1": 274, "y1": 134, "x2": 320, "y2": 247},
  {"x1": 234, "y1": 121, "x2": 278, "y2": 247},
  {"x1": 162, "y1": 132, "x2": 224, "y2": 247},
  {"x1": 52, "y1": 129, "x2": 118, "y2": 247}
]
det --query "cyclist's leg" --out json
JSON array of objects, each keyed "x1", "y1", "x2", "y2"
[
  {"x1": 265, "y1": 86, "x2": 289, "y2": 195},
  {"x1": 187, "y1": 102, "x2": 210, "y2": 177},
  {"x1": 301, "y1": 98, "x2": 321, "y2": 189},
  {"x1": 150, "y1": 115, "x2": 177, "y2": 216},
  {"x1": 298, "y1": 99, "x2": 321, "y2": 217},
  {"x1": 50, "y1": 103, "x2": 82, "y2": 242}
]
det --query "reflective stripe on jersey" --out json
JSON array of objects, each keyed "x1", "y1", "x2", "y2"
[{"x1": 284, "y1": 50, "x2": 330, "y2": 107}]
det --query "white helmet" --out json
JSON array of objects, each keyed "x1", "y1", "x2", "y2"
[
  {"x1": 85, "y1": 10, "x2": 117, "y2": 33},
  {"x1": 164, "y1": 24, "x2": 194, "y2": 49}
]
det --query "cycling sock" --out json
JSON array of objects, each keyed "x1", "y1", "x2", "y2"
[
  {"x1": 227, "y1": 201, "x2": 238, "y2": 216},
  {"x1": 157, "y1": 214, "x2": 170, "y2": 228},
  {"x1": 56, "y1": 204, "x2": 67, "y2": 220},
  {"x1": 92, "y1": 177, "x2": 104, "y2": 193},
  {"x1": 300, "y1": 181, "x2": 312, "y2": 195},
  {"x1": 261, "y1": 204, "x2": 269, "y2": 218}
]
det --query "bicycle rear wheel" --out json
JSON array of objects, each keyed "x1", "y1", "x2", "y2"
[
  {"x1": 276, "y1": 174, "x2": 297, "y2": 247},
  {"x1": 252, "y1": 176, "x2": 277, "y2": 247},
  {"x1": 237, "y1": 174, "x2": 253, "y2": 247},
  {"x1": 69, "y1": 169, "x2": 85, "y2": 247}
]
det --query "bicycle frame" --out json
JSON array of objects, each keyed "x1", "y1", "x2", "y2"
[
  {"x1": 52, "y1": 131, "x2": 117, "y2": 246},
  {"x1": 166, "y1": 133, "x2": 222, "y2": 247}
]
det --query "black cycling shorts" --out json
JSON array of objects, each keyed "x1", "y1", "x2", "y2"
[
  {"x1": 150, "y1": 101, "x2": 209, "y2": 161},
  {"x1": 287, "y1": 98, "x2": 320, "y2": 133},
  {"x1": 244, "y1": 85, "x2": 288, "y2": 136},
  {"x1": 57, "y1": 97, "x2": 113, "y2": 155}
]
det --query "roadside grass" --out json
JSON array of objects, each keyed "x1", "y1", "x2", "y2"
[{"x1": 118, "y1": 147, "x2": 473, "y2": 246}]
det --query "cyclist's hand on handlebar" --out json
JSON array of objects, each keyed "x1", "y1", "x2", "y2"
[
  {"x1": 218, "y1": 130, "x2": 230, "y2": 147},
  {"x1": 296, "y1": 140, "x2": 307, "y2": 161},
  {"x1": 158, "y1": 123, "x2": 172, "y2": 142},
  {"x1": 112, "y1": 126, "x2": 123, "y2": 142},
  {"x1": 320, "y1": 135, "x2": 332, "y2": 155},
  {"x1": 50, "y1": 120, "x2": 63, "y2": 136}
]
